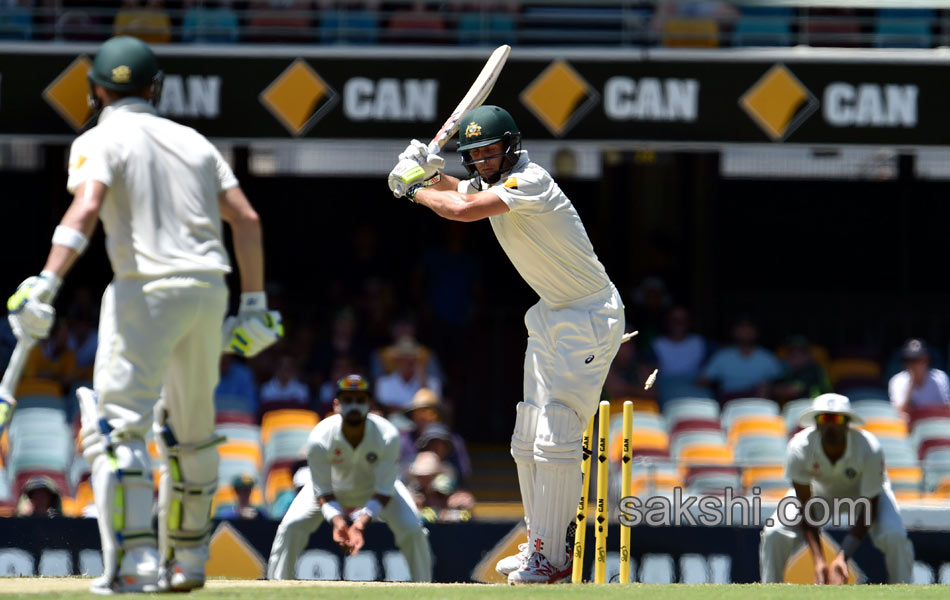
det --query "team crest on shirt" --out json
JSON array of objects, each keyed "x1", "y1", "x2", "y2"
[
  {"x1": 845, "y1": 468, "x2": 857, "y2": 479},
  {"x1": 331, "y1": 448, "x2": 344, "y2": 464},
  {"x1": 812, "y1": 462, "x2": 820, "y2": 473},
  {"x1": 366, "y1": 452, "x2": 378, "y2": 464}
]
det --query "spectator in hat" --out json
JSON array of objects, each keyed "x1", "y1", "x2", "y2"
[
  {"x1": 416, "y1": 422, "x2": 472, "y2": 487},
  {"x1": 406, "y1": 451, "x2": 475, "y2": 523},
  {"x1": 697, "y1": 316, "x2": 783, "y2": 401},
  {"x1": 216, "y1": 473, "x2": 267, "y2": 520},
  {"x1": 773, "y1": 335, "x2": 832, "y2": 406},
  {"x1": 18, "y1": 476, "x2": 62, "y2": 518},
  {"x1": 259, "y1": 354, "x2": 311, "y2": 415},
  {"x1": 375, "y1": 337, "x2": 441, "y2": 412},
  {"x1": 888, "y1": 339, "x2": 950, "y2": 423}
]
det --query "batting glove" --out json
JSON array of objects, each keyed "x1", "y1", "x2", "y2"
[
  {"x1": 6, "y1": 271, "x2": 61, "y2": 341},
  {"x1": 222, "y1": 291, "x2": 284, "y2": 357},
  {"x1": 389, "y1": 139, "x2": 444, "y2": 198}
]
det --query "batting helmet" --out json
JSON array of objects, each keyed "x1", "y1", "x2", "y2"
[
  {"x1": 457, "y1": 105, "x2": 522, "y2": 185},
  {"x1": 88, "y1": 36, "x2": 164, "y2": 105}
]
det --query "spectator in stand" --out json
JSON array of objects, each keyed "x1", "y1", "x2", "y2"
[
  {"x1": 66, "y1": 288, "x2": 98, "y2": 383},
  {"x1": 18, "y1": 476, "x2": 63, "y2": 518},
  {"x1": 399, "y1": 389, "x2": 471, "y2": 482},
  {"x1": 369, "y1": 315, "x2": 443, "y2": 382},
  {"x1": 181, "y1": 0, "x2": 239, "y2": 43},
  {"x1": 406, "y1": 451, "x2": 475, "y2": 523},
  {"x1": 306, "y1": 307, "x2": 369, "y2": 384},
  {"x1": 604, "y1": 336, "x2": 655, "y2": 399},
  {"x1": 215, "y1": 354, "x2": 258, "y2": 417},
  {"x1": 415, "y1": 422, "x2": 472, "y2": 487},
  {"x1": 216, "y1": 474, "x2": 267, "y2": 520},
  {"x1": 629, "y1": 276, "x2": 671, "y2": 362},
  {"x1": 316, "y1": 355, "x2": 359, "y2": 415},
  {"x1": 773, "y1": 335, "x2": 832, "y2": 406},
  {"x1": 387, "y1": 1, "x2": 446, "y2": 44},
  {"x1": 652, "y1": 306, "x2": 708, "y2": 380},
  {"x1": 259, "y1": 354, "x2": 311, "y2": 414},
  {"x1": 375, "y1": 337, "x2": 441, "y2": 411},
  {"x1": 888, "y1": 339, "x2": 950, "y2": 423},
  {"x1": 113, "y1": 0, "x2": 173, "y2": 43},
  {"x1": 697, "y1": 316, "x2": 783, "y2": 401}
]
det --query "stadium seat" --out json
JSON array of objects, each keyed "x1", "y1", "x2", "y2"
[
  {"x1": 265, "y1": 464, "x2": 296, "y2": 507},
  {"x1": 181, "y1": 6, "x2": 239, "y2": 43},
  {"x1": 671, "y1": 430, "x2": 727, "y2": 460},
  {"x1": 845, "y1": 387, "x2": 890, "y2": 402},
  {"x1": 908, "y1": 405, "x2": 950, "y2": 426},
  {"x1": 245, "y1": 6, "x2": 312, "y2": 44},
  {"x1": 910, "y1": 417, "x2": 950, "y2": 452},
  {"x1": 261, "y1": 409, "x2": 319, "y2": 445},
  {"x1": 458, "y1": 11, "x2": 516, "y2": 46},
  {"x1": 211, "y1": 484, "x2": 265, "y2": 517},
  {"x1": 216, "y1": 423, "x2": 262, "y2": 446},
  {"x1": 0, "y1": 7, "x2": 31, "y2": 40},
  {"x1": 874, "y1": 9, "x2": 934, "y2": 48},
  {"x1": 610, "y1": 428, "x2": 669, "y2": 462},
  {"x1": 679, "y1": 444, "x2": 734, "y2": 466},
  {"x1": 669, "y1": 418, "x2": 722, "y2": 438},
  {"x1": 656, "y1": 374, "x2": 713, "y2": 406},
  {"x1": 861, "y1": 418, "x2": 908, "y2": 440},
  {"x1": 851, "y1": 400, "x2": 899, "y2": 421},
  {"x1": 732, "y1": 6, "x2": 794, "y2": 47},
  {"x1": 803, "y1": 8, "x2": 864, "y2": 47},
  {"x1": 611, "y1": 397, "x2": 660, "y2": 415},
  {"x1": 319, "y1": 8, "x2": 379, "y2": 44},
  {"x1": 720, "y1": 398, "x2": 779, "y2": 431},
  {"x1": 734, "y1": 435, "x2": 787, "y2": 465},
  {"x1": 386, "y1": 8, "x2": 447, "y2": 44},
  {"x1": 878, "y1": 437, "x2": 918, "y2": 466},
  {"x1": 685, "y1": 469, "x2": 740, "y2": 496},
  {"x1": 828, "y1": 358, "x2": 882, "y2": 389},
  {"x1": 887, "y1": 465, "x2": 923, "y2": 488},
  {"x1": 8, "y1": 407, "x2": 73, "y2": 482},
  {"x1": 663, "y1": 397, "x2": 720, "y2": 430},
  {"x1": 727, "y1": 415, "x2": 785, "y2": 445},
  {"x1": 113, "y1": 8, "x2": 173, "y2": 44},
  {"x1": 782, "y1": 398, "x2": 812, "y2": 434},
  {"x1": 262, "y1": 409, "x2": 319, "y2": 471},
  {"x1": 661, "y1": 18, "x2": 720, "y2": 47}
]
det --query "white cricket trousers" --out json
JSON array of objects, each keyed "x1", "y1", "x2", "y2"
[
  {"x1": 267, "y1": 480, "x2": 432, "y2": 581},
  {"x1": 94, "y1": 273, "x2": 228, "y2": 442},
  {"x1": 759, "y1": 485, "x2": 915, "y2": 583}
]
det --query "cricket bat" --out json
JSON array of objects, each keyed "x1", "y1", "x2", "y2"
[
  {"x1": 393, "y1": 44, "x2": 511, "y2": 197},
  {"x1": 427, "y1": 44, "x2": 511, "y2": 155},
  {"x1": 0, "y1": 336, "x2": 37, "y2": 434}
]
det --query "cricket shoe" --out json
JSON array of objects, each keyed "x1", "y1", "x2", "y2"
[
  {"x1": 89, "y1": 574, "x2": 158, "y2": 595},
  {"x1": 158, "y1": 553, "x2": 206, "y2": 593},
  {"x1": 507, "y1": 551, "x2": 572, "y2": 585},
  {"x1": 495, "y1": 542, "x2": 530, "y2": 576}
]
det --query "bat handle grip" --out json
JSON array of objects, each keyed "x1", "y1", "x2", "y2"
[{"x1": 427, "y1": 140, "x2": 441, "y2": 156}]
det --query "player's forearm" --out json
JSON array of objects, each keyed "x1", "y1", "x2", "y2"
[
  {"x1": 429, "y1": 172, "x2": 460, "y2": 192},
  {"x1": 803, "y1": 524, "x2": 824, "y2": 565},
  {"x1": 229, "y1": 216, "x2": 264, "y2": 293},
  {"x1": 413, "y1": 189, "x2": 475, "y2": 222},
  {"x1": 43, "y1": 182, "x2": 104, "y2": 278}
]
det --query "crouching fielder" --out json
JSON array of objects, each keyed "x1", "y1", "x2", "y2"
[
  {"x1": 388, "y1": 106, "x2": 624, "y2": 583},
  {"x1": 267, "y1": 375, "x2": 432, "y2": 581},
  {"x1": 760, "y1": 393, "x2": 914, "y2": 584}
]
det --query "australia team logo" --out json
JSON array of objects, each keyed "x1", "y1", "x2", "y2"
[{"x1": 366, "y1": 452, "x2": 378, "y2": 464}]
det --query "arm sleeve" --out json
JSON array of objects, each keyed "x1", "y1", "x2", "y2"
[
  {"x1": 859, "y1": 442, "x2": 885, "y2": 498},
  {"x1": 373, "y1": 431, "x2": 401, "y2": 497},
  {"x1": 888, "y1": 373, "x2": 907, "y2": 410},
  {"x1": 487, "y1": 170, "x2": 553, "y2": 215},
  {"x1": 66, "y1": 135, "x2": 114, "y2": 194},
  {"x1": 213, "y1": 146, "x2": 239, "y2": 192},
  {"x1": 785, "y1": 439, "x2": 811, "y2": 486},
  {"x1": 935, "y1": 370, "x2": 950, "y2": 404},
  {"x1": 307, "y1": 435, "x2": 334, "y2": 498},
  {"x1": 701, "y1": 351, "x2": 723, "y2": 381}
]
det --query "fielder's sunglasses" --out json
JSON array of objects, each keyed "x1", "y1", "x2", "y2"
[{"x1": 816, "y1": 413, "x2": 848, "y2": 426}]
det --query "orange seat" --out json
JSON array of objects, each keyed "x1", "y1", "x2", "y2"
[
  {"x1": 932, "y1": 477, "x2": 950, "y2": 498},
  {"x1": 662, "y1": 18, "x2": 719, "y2": 47},
  {"x1": 828, "y1": 358, "x2": 881, "y2": 387},
  {"x1": 629, "y1": 473, "x2": 683, "y2": 497},
  {"x1": 741, "y1": 465, "x2": 785, "y2": 488},
  {"x1": 679, "y1": 444, "x2": 734, "y2": 465},
  {"x1": 261, "y1": 409, "x2": 319, "y2": 445},
  {"x1": 727, "y1": 415, "x2": 785, "y2": 445},
  {"x1": 610, "y1": 397, "x2": 660, "y2": 415},
  {"x1": 887, "y1": 465, "x2": 922, "y2": 484},
  {"x1": 16, "y1": 378, "x2": 62, "y2": 397},
  {"x1": 893, "y1": 489, "x2": 922, "y2": 502},
  {"x1": 211, "y1": 485, "x2": 265, "y2": 514},
  {"x1": 219, "y1": 441, "x2": 262, "y2": 469},
  {"x1": 265, "y1": 467, "x2": 295, "y2": 505},
  {"x1": 862, "y1": 419, "x2": 908, "y2": 440},
  {"x1": 62, "y1": 478, "x2": 95, "y2": 517},
  {"x1": 610, "y1": 428, "x2": 669, "y2": 461},
  {"x1": 113, "y1": 8, "x2": 172, "y2": 43}
]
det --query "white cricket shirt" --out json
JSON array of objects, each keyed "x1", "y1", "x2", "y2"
[
  {"x1": 306, "y1": 413, "x2": 401, "y2": 507},
  {"x1": 786, "y1": 426, "x2": 886, "y2": 502},
  {"x1": 66, "y1": 98, "x2": 235, "y2": 279},
  {"x1": 888, "y1": 369, "x2": 950, "y2": 411},
  {"x1": 459, "y1": 151, "x2": 611, "y2": 307}
]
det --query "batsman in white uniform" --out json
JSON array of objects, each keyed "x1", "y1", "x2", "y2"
[
  {"x1": 388, "y1": 105, "x2": 624, "y2": 584},
  {"x1": 760, "y1": 393, "x2": 914, "y2": 584},
  {"x1": 267, "y1": 374, "x2": 432, "y2": 581},
  {"x1": 4, "y1": 36, "x2": 282, "y2": 594}
]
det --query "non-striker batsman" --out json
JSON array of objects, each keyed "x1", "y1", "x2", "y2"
[
  {"x1": 388, "y1": 105, "x2": 624, "y2": 584},
  {"x1": 5, "y1": 36, "x2": 283, "y2": 593}
]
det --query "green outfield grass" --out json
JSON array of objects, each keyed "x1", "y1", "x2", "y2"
[{"x1": 0, "y1": 579, "x2": 947, "y2": 600}]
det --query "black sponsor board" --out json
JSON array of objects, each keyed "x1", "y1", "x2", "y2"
[
  {"x1": 0, "y1": 517, "x2": 948, "y2": 583},
  {"x1": 1, "y1": 47, "x2": 949, "y2": 146}
]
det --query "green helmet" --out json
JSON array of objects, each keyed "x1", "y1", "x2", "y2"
[
  {"x1": 457, "y1": 105, "x2": 522, "y2": 185},
  {"x1": 88, "y1": 36, "x2": 163, "y2": 99}
]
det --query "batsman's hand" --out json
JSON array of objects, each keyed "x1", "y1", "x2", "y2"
[
  {"x1": 389, "y1": 139, "x2": 444, "y2": 198},
  {"x1": 7, "y1": 272, "x2": 61, "y2": 341},
  {"x1": 222, "y1": 291, "x2": 284, "y2": 357}
]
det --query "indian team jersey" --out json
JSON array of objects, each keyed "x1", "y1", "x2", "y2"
[
  {"x1": 785, "y1": 426, "x2": 886, "y2": 502},
  {"x1": 458, "y1": 151, "x2": 611, "y2": 307},
  {"x1": 306, "y1": 413, "x2": 401, "y2": 506},
  {"x1": 66, "y1": 98, "x2": 235, "y2": 279}
]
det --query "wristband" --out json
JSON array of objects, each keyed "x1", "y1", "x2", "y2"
[
  {"x1": 320, "y1": 500, "x2": 343, "y2": 522},
  {"x1": 840, "y1": 533, "x2": 861, "y2": 559},
  {"x1": 360, "y1": 498, "x2": 383, "y2": 521},
  {"x1": 52, "y1": 225, "x2": 89, "y2": 254},
  {"x1": 239, "y1": 291, "x2": 267, "y2": 312}
]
